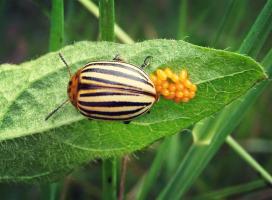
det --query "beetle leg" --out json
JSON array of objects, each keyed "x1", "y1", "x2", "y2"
[
  {"x1": 113, "y1": 54, "x2": 125, "y2": 62},
  {"x1": 141, "y1": 56, "x2": 153, "y2": 68},
  {"x1": 123, "y1": 121, "x2": 131, "y2": 124}
]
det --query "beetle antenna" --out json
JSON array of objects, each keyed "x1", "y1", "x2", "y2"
[
  {"x1": 141, "y1": 56, "x2": 153, "y2": 68},
  {"x1": 59, "y1": 53, "x2": 72, "y2": 78},
  {"x1": 45, "y1": 99, "x2": 69, "y2": 121}
]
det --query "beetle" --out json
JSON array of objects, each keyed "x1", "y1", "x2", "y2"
[{"x1": 45, "y1": 53, "x2": 158, "y2": 123}]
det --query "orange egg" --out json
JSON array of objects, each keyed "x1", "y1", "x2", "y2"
[
  {"x1": 150, "y1": 67, "x2": 196, "y2": 104},
  {"x1": 156, "y1": 85, "x2": 162, "y2": 93},
  {"x1": 164, "y1": 68, "x2": 173, "y2": 77},
  {"x1": 179, "y1": 69, "x2": 188, "y2": 81},
  {"x1": 156, "y1": 79, "x2": 163, "y2": 85},
  {"x1": 169, "y1": 83, "x2": 176, "y2": 92},
  {"x1": 157, "y1": 69, "x2": 167, "y2": 81},
  {"x1": 184, "y1": 79, "x2": 193, "y2": 89},
  {"x1": 162, "y1": 81, "x2": 169, "y2": 89},
  {"x1": 164, "y1": 91, "x2": 175, "y2": 99},
  {"x1": 176, "y1": 91, "x2": 184, "y2": 98},
  {"x1": 170, "y1": 74, "x2": 179, "y2": 83},
  {"x1": 162, "y1": 89, "x2": 170, "y2": 96},
  {"x1": 183, "y1": 89, "x2": 190, "y2": 97},
  {"x1": 175, "y1": 82, "x2": 184, "y2": 91},
  {"x1": 190, "y1": 84, "x2": 197, "y2": 92}
]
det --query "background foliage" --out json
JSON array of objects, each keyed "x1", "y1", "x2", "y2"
[{"x1": 0, "y1": 0, "x2": 271, "y2": 199}]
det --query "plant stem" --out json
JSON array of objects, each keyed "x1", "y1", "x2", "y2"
[
  {"x1": 98, "y1": 1, "x2": 117, "y2": 199},
  {"x1": 103, "y1": 159, "x2": 118, "y2": 200},
  {"x1": 77, "y1": 0, "x2": 134, "y2": 44},
  {"x1": 118, "y1": 156, "x2": 129, "y2": 200},
  {"x1": 226, "y1": 136, "x2": 272, "y2": 184},
  {"x1": 177, "y1": 0, "x2": 187, "y2": 39},
  {"x1": 48, "y1": 0, "x2": 65, "y2": 198},
  {"x1": 99, "y1": 0, "x2": 115, "y2": 41},
  {"x1": 49, "y1": 183, "x2": 60, "y2": 200},
  {"x1": 49, "y1": 0, "x2": 64, "y2": 51}
]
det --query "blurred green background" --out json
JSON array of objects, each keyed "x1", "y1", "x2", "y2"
[{"x1": 0, "y1": 0, "x2": 271, "y2": 199}]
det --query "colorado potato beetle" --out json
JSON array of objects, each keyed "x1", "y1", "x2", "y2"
[{"x1": 45, "y1": 54, "x2": 158, "y2": 123}]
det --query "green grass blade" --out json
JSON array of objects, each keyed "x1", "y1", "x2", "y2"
[
  {"x1": 263, "y1": 48, "x2": 272, "y2": 75},
  {"x1": 78, "y1": 0, "x2": 134, "y2": 44},
  {"x1": 49, "y1": 0, "x2": 64, "y2": 51},
  {"x1": 189, "y1": 0, "x2": 217, "y2": 35},
  {"x1": 177, "y1": 0, "x2": 187, "y2": 39},
  {"x1": 250, "y1": 19, "x2": 272, "y2": 59},
  {"x1": 48, "y1": 0, "x2": 65, "y2": 197},
  {"x1": 157, "y1": 1, "x2": 272, "y2": 199},
  {"x1": 102, "y1": 159, "x2": 117, "y2": 200},
  {"x1": 211, "y1": 0, "x2": 235, "y2": 46},
  {"x1": 239, "y1": 0, "x2": 272, "y2": 54},
  {"x1": 99, "y1": 0, "x2": 115, "y2": 41},
  {"x1": 192, "y1": 179, "x2": 267, "y2": 200},
  {"x1": 226, "y1": 136, "x2": 272, "y2": 184},
  {"x1": 98, "y1": 0, "x2": 117, "y2": 199},
  {"x1": 136, "y1": 141, "x2": 168, "y2": 200},
  {"x1": 164, "y1": 134, "x2": 181, "y2": 177}
]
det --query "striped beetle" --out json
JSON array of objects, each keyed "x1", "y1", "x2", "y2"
[{"x1": 45, "y1": 53, "x2": 158, "y2": 123}]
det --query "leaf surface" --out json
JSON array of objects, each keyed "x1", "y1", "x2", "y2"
[{"x1": 0, "y1": 40, "x2": 266, "y2": 182}]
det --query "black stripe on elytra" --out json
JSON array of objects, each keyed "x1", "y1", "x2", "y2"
[
  {"x1": 78, "y1": 105, "x2": 144, "y2": 116},
  {"x1": 78, "y1": 83, "x2": 157, "y2": 98},
  {"x1": 83, "y1": 62, "x2": 148, "y2": 81},
  {"x1": 78, "y1": 101, "x2": 152, "y2": 107},
  {"x1": 81, "y1": 76, "x2": 141, "y2": 90},
  {"x1": 79, "y1": 109, "x2": 149, "y2": 121},
  {"x1": 80, "y1": 92, "x2": 139, "y2": 97},
  {"x1": 81, "y1": 68, "x2": 153, "y2": 87}
]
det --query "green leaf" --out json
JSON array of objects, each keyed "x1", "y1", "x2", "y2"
[{"x1": 0, "y1": 39, "x2": 266, "y2": 182}]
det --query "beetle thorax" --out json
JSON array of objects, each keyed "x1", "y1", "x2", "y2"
[{"x1": 67, "y1": 70, "x2": 80, "y2": 107}]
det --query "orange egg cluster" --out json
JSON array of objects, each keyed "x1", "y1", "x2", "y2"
[{"x1": 150, "y1": 68, "x2": 197, "y2": 103}]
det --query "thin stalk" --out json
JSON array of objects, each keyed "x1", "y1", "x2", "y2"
[
  {"x1": 136, "y1": 140, "x2": 168, "y2": 200},
  {"x1": 226, "y1": 136, "x2": 272, "y2": 184},
  {"x1": 99, "y1": 1, "x2": 117, "y2": 199},
  {"x1": 49, "y1": 183, "x2": 60, "y2": 200},
  {"x1": 211, "y1": 0, "x2": 235, "y2": 46},
  {"x1": 157, "y1": 1, "x2": 272, "y2": 199},
  {"x1": 77, "y1": 0, "x2": 134, "y2": 44},
  {"x1": 103, "y1": 159, "x2": 118, "y2": 200},
  {"x1": 192, "y1": 179, "x2": 267, "y2": 200},
  {"x1": 47, "y1": 0, "x2": 65, "y2": 198},
  {"x1": 118, "y1": 156, "x2": 129, "y2": 200},
  {"x1": 49, "y1": 0, "x2": 64, "y2": 51}
]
